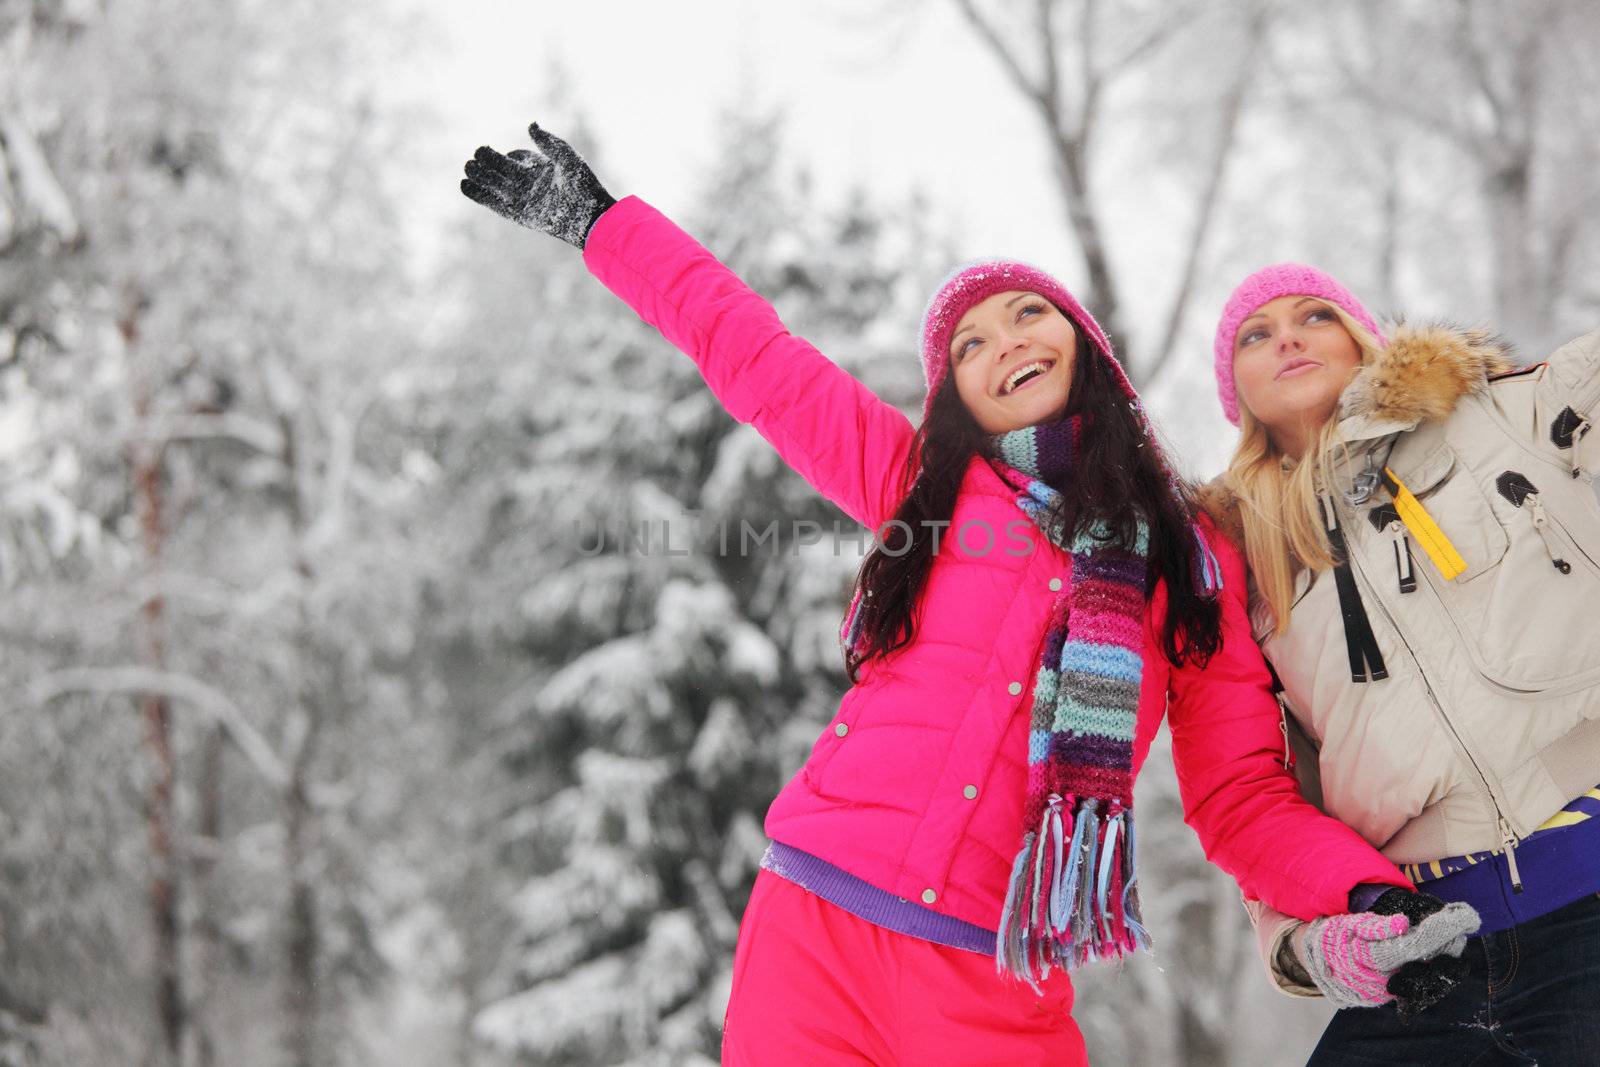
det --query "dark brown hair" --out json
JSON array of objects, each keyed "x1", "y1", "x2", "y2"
[{"x1": 844, "y1": 318, "x2": 1222, "y2": 682}]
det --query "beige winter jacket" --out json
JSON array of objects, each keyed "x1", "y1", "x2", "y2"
[{"x1": 1201, "y1": 324, "x2": 1600, "y2": 995}]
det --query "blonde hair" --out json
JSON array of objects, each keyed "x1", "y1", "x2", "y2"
[{"x1": 1223, "y1": 304, "x2": 1384, "y2": 633}]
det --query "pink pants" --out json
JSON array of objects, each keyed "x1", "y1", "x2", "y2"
[{"x1": 721, "y1": 870, "x2": 1087, "y2": 1066}]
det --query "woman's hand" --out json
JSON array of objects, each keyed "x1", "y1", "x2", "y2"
[
  {"x1": 460, "y1": 123, "x2": 616, "y2": 249},
  {"x1": 1284, "y1": 889, "x2": 1480, "y2": 1015}
]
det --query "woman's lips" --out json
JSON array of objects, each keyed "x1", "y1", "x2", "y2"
[
  {"x1": 1000, "y1": 360, "x2": 1056, "y2": 397},
  {"x1": 1276, "y1": 358, "x2": 1321, "y2": 379}
]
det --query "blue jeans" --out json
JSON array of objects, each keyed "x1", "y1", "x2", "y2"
[{"x1": 1308, "y1": 892, "x2": 1600, "y2": 1066}]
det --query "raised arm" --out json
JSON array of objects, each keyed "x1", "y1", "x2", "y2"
[
  {"x1": 462, "y1": 124, "x2": 918, "y2": 530},
  {"x1": 1534, "y1": 327, "x2": 1600, "y2": 479}
]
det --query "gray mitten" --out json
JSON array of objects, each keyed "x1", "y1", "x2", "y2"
[
  {"x1": 1296, "y1": 901, "x2": 1480, "y2": 1011},
  {"x1": 460, "y1": 123, "x2": 616, "y2": 249}
]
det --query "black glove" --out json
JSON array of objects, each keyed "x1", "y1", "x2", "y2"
[
  {"x1": 1359, "y1": 886, "x2": 1472, "y2": 1017},
  {"x1": 1387, "y1": 954, "x2": 1469, "y2": 1018},
  {"x1": 460, "y1": 123, "x2": 616, "y2": 249},
  {"x1": 1365, "y1": 886, "x2": 1446, "y2": 924}
]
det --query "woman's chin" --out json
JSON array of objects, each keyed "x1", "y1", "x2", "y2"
[
  {"x1": 1008, "y1": 388, "x2": 1070, "y2": 429},
  {"x1": 968, "y1": 385, "x2": 1071, "y2": 433}
]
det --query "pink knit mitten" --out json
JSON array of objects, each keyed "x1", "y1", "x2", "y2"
[{"x1": 1295, "y1": 902, "x2": 1479, "y2": 1010}]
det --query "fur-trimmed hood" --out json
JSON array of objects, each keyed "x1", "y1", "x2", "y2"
[
  {"x1": 1336, "y1": 322, "x2": 1513, "y2": 427},
  {"x1": 1197, "y1": 322, "x2": 1515, "y2": 545}
]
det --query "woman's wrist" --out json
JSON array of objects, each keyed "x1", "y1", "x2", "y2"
[
  {"x1": 580, "y1": 190, "x2": 618, "y2": 248},
  {"x1": 1346, "y1": 881, "x2": 1394, "y2": 913},
  {"x1": 1277, "y1": 922, "x2": 1314, "y2": 986}
]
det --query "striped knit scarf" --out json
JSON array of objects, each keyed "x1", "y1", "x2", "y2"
[
  {"x1": 838, "y1": 415, "x2": 1222, "y2": 986},
  {"x1": 986, "y1": 415, "x2": 1158, "y2": 987}
]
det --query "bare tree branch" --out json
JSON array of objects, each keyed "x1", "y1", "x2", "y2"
[
  {"x1": 950, "y1": 0, "x2": 1046, "y2": 107},
  {"x1": 950, "y1": 0, "x2": 1126, "y2": 357},
  {"x1": 1076, "y1": 0, "x2": 1102, "y2": 145},
  {"x1": 142, "y1": 412, "x2": 288, "y2": 456},
  {"x1": 1035, "y1": 0, "x2": 1064, "y2": 121},
  {"x1": 0, "y1": 113, "x2": 81, "y2": 242},
  {"x1": 29, "y1": 666, "x2": 290, "y2": 789},
  {"x1": 1148, "y1": 9, "x2": 1267, "y2": 381},
  {"x1": 1453, "y1": 0, "x2": 1508, "y2": 140},
  {"x1": 1103, "y1": 11, "x2": 1182, "y2": 80},
  {"x1": 1327, "y1": 5, "x2": 1480, "y2": 151}
]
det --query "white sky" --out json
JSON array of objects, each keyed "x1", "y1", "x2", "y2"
[
  {"x1": 390, "y1": 0, "x2": 1239, "y2": 474},
  {"x1": 397, "y1": 1, "x2": 1073, "y2": 271}
]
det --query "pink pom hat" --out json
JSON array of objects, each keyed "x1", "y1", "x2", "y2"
[
  {"x1": 918, "y1": 260, "x2": 1133, "y2": 423},
  {"x1": 1213, "y1": 263, "x2": 1387, "y2": 425}
]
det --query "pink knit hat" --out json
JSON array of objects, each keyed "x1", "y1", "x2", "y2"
[
  {"x1": 1213, "y1": 263, "x2": 1387, "y2": 425},
  {"x1": 919, "y1": 260, "x2": 1132, "y2": 422}
]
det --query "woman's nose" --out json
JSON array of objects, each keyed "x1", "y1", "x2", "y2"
[
  {"x1": 1276, "y1": 327, "x2": 1305, "y2": 353},
  {"x1": 993, "y1": 330, "x2": 1026, "y2": 359}
]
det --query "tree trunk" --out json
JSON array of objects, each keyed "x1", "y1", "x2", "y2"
[
  {"x1": 124, "y1": 296, "x2": 188, "y2": 1066},
  {"x1": 283, "y1": 771, "x2": 320, "y2": 1067},
  {"x1": 192, "y1": 722, "x2": 225, "y2": 1067},
  {"x1": 281, "y1": 406, "x2": 324, "y2": 1067},
  {"x1": 1048, "y1": 131, "x2": 1127, "y2": 363},
  {"x1": 1488, "y1": 153, "x2": 1536, "y2": 346},
  {"x1": 1376, "y1": 145, "x2": 1402, "y2": 310}
]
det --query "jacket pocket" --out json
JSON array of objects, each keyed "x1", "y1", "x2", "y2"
[
  {"x1": 1402, "y1": 451, "x2": 1600, "y2": 693},
  {"x1": 1389, "y1": 445, "x2": 1508, "y2": 582}
]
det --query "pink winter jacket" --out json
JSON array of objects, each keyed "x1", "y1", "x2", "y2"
[{"x1": 583, "y1": 196, "x2": 1408, "y2": 937}]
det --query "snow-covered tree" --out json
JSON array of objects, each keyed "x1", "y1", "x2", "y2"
[{"x1": 416, "y1": 109, "x2": 938, "y2": 1065}]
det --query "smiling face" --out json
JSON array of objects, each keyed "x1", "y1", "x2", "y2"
[
  {"x1": 948, "y1": 290, "x2": 1078, "y2": 434},
  {"x1": 1232, "y1": 295, "x2": 1365, "y2": 456}
]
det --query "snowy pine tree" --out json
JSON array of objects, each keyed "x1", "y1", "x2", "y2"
[{"x1": 422, "y1": 109, "x2": 938, "y2": 1065}]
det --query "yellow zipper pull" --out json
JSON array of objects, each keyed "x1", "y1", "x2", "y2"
[{"x1": 1382, "y1": 467, "x2": 1467, "y2": 580}]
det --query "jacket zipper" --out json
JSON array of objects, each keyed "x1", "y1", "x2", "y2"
[
  {"x1": 1525, "y1": 495, "x2": 1573, "y2": 573},
  {"x1": 1496, "y1": 469, "x2": 1600, "y2": 582},
  {"x1": 1499, "y1": 816, "x2": 1524, "y2": 893},
  {"x1": 1323, "y1": 491, "x2": 1524, "y2": 885}
]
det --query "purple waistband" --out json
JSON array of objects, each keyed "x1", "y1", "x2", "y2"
[
  {"x1": 760, "y1": 842, "x2": 997, "y2": 956},
  {"x1": 1414, "y1": 815, "x2": 1600, "y2": 935}
]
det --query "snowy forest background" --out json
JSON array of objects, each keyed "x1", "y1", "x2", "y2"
[{"x1": 3, "y1": 0, "x2": 1600, "y2": 1065}]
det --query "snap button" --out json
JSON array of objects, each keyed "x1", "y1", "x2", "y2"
[
  {"x1": 963, "y1": 785, "x2": 978, "y2": 800},
  {"x1": 1048, "y1": 577, "x2": 1062, "y2": 591},
  {"x1": 834, "y1": 723, "x2": 848, "y2": 737},
  {"x1": 1007, "y1": 681, "x2": 1023, "y2": 696},
  {"x1": 921, "y1": 889, "x2": 937, "y2": 904}
]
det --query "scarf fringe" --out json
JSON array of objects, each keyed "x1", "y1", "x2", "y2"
[
  {"x1": 1194, "y1": 527, "x2": 1223, "y2": 598},
  {"x1": 994, "y1": 795, "x2": 1151, "y2": 988}
]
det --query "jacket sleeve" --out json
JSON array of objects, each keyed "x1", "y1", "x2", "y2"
[
  {"x1": 1162, "y1": 519, "x2": 1412, "y2": 921},
  {"x1": 1532, "y1": 327, "x2": 1600, "y2": 477},
  {"x1": 1243, "y1": 899, "x2": 1320, "y2": 998},
  {"x1": 582, "y1": 196, "x2": 917, "y2": 530}
]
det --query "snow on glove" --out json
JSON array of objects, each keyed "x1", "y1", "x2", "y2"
[
  {"x1": 1296, "y1": 900, "x2": 1480, "y2": 1011},
  {"x1": 1387, "y1": 954, "x2": 1469, "y2": 1019},
  {"x1": 460, "y1": 123, "x2": 616, "y2": 249},
  {"x1": 1365, "y1": 887, "x2": 1477, "y2": 1017}
]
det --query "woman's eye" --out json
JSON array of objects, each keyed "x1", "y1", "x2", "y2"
[
  {"x1": 957, "y1": 337, "x2": 982, "y2": 359},
  {"x1": 1305, "y1": 309, "x2": 1333, "y2": 324},
  {"x1": 1239, "y1": 329, "x2": 1267, "y2": 347},
  {"x1": 1018, "y1": 303, "x2": 1045, "y2": 320}
]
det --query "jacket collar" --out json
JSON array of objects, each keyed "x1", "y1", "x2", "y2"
[{"x1": 1334, "y1": 322, "x2": 1513, "y2": 442}]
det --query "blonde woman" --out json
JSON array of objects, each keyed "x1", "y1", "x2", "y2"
[{"x1": 1204, "y1": 263, "x2": 1600, "y2": 1064}]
